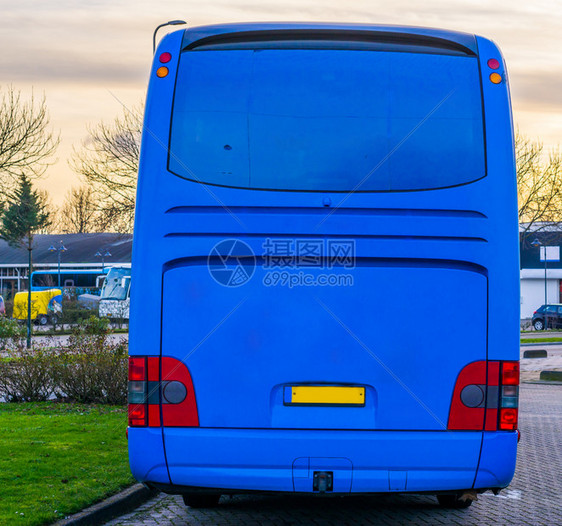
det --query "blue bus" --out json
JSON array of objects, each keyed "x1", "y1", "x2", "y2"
[
  {"x1": 31, "y1": 269, "x2": 106, "y2": 295},
  {"x1": 129, "y1": 23, "x2": 519, "y2": 509}
]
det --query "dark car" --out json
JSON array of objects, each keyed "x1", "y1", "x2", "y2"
[{"x1": 532, "y1": 304, "x2": 562, "y2": 330}]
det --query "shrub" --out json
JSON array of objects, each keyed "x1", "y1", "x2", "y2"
[
  {"x1": 54, "y1": 317, "x2": 127, "y2": 404},
  {"x1": 0, "y1": 315, "x2": 128, "y2": 405},
  {"x1": 0, "y1": 317, "x2": 25, "y2": 352},
  {"x1": 0, "y1": 343, "x2": 56, "y2": 402},
  {"x1": 72, "y1": 315, "x2": 110, "y2": 336},
  {"x1": 3, "y1": 298, "x2": 14, "y2": 318},
  {"x1": 59, "y1": 297, "x2": 93, "y2": 326}
]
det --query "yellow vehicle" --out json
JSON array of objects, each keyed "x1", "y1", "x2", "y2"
[{"x1": 13, "y1": 289, "x2": 63, "y2": 326}]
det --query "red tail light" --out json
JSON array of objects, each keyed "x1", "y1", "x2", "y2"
[
  {"x1": 498, "y1": 361, "x2": 519, "y2": 430},
  {"x1": 128, "y1": 357, "x2": 147, "y2": 426},
  {"x1": 128, "y1": 356, "x2": 199, "y2": 428},
  {"x1": 159, "y1": 52, "x2": 172, "y2": 63},
  {"x1": 448, "y1": 361, "x2": 486, "y2": 430},
  {"x1": 161, "y1": 357, "x2": 199, "y2": 427},
  {"x1": 128, "y1": 402, "x2": 147, "y2": 427},
  {"x1": 129, "y1": 357, "x2": 146, "y2": 381},
  {"x1": 501, "y1": 361, "x2": 519, "y2": 385},
  {"x1": 499, "y1": 408, "x2": 518, "y2": 430},
  {"x1": 448, "y1": 360, "x2": 519, "y2": 432}
]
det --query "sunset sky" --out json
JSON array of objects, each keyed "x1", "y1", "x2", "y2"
[{"x1": 1, "y1": 0, "x2": 561, "y2": 204}]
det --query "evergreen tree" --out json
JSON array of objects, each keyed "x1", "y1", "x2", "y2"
[{"x1": 0, "y1": 174, "x2": 51, "y2": 347}]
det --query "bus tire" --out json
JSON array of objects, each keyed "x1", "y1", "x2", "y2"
[
  {"x1": 38, "y1": 315, "x2": 48, "y2": 326},
  {"x1": 533, "y1": 319, "x2": 544, "y2": 331},
  {"x1": 437, "y1": 494, "x2": 473, "y2": 509},
  {"x1": 50, "y1": 315, "x2": 59, "y2": 325},
  {"x1": 182, "y1": 493, "x2": 221, "y2": 508}
]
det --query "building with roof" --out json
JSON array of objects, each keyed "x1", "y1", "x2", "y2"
[
  {"x1": 0, "y1": 233, "x2": 132, "y2": 298},
  {"x1": 520, "y1": 224, "x2": 562, "y2": 320},
  {"x1": 1, "y1": 227, "x2": 558, "y2": 319}
]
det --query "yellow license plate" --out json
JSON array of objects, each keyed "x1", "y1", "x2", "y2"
[{"x1": 285, "y1": 386, "x2": 365, "y2": 406}]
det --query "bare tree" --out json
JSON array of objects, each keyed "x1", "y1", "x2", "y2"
[
  {"x1": 35, "y1": 189, "x2": 59, "y2": 234},
  {"x1": 57, "y1": 185, "x2": 100, "y2": 233},
  {"x1": 517, "y1": 133, "x2": 562, "y2": 243},
  {"x1": 71, "y1": 105, "x2": 142, "y2": 232},
  {"x1": 0, "y1": 86, "x2": 59, "y2": 189}
]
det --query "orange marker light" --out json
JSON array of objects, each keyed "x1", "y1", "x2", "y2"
[
  {"x1": 156, "y1": 66, "x2": 169, "y2": 78},
  {"x1": 490, "y1": 72, "x2": 502, "y2": 84}
]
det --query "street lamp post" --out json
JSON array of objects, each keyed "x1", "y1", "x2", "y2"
[
  {"x1": 153, "y1": 20, "x2": 186, "y2": 53},
  {"x1": 531, "y1": 238, "x2": 547, "y2": 330},
  {"x1": 95, "y1": 249, "x2": 112, "y2": 271},
  {"x1": 48, "y1": 241, "x2": 67, "y2": 287}
]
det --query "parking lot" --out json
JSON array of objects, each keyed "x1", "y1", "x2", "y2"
[{"x1": 106, "y1": 383, "x2": 562, "y2": 525}]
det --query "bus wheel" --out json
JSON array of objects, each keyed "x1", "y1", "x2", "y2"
[
  {"x1": 437, "y1": 494, "x2": 473, "y2": 509},
  {"x1": 533, "y1": 319, "x2": 544, "y2": 331},
  {"x1": 38, "y1": 315, "x2": 48, "y2": 326},
  {"x1": 182, "y1": 493, "x2": 221, "y2": 508},
  {"x1": 50, "y1": 315, "x2": 59, "y2": 325}
]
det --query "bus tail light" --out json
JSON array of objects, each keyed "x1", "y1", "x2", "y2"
[
  {"x1": 448, "y1": 361, "x2": 486, "y2": 430},
  {"x1": 501, "y1": 361, "x2": 519, "y2": 385},
  {"x1": 448, "y1": 360, "x2": 519, "y2": 431},
  {"x1": 128, "y1": 357, "x2": 147, "y2": 426},
  {"x1": 498, "y1": 361, "x2": 519, "y2": 430},
  {"x1": 159, "y1": 52, "x2": 172, "y2": 63},
  {"x1": 161, "y1": 357, "x2": 199, "y2": 427},
  {"x1": 128, "y1": 356, "x2": 199, "y2": 428}
]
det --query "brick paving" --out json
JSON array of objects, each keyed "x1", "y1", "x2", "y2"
[{"x1": 107, "y1": 384, "x2": 562, "y2": 525}]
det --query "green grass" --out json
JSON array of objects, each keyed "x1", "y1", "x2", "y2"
[
  {"x1": 521, "y1": 337, "x2": 562, "y2": 343},
  {"x1": 0, "y1": 403, "x2": 133, "y2": 525}
]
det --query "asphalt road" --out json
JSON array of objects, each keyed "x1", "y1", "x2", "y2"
[{"x1": 106, "y1": 383, "x2": 562, "y2": 525}]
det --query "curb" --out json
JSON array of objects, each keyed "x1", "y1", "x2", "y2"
[
  {"x1": 521, "y1": 341, "x2": 562, "y2": 347},
  {"x1": 540, "y1": 370, "x2": 562, "y2": 381},
  {"x1": 54, "y1": 484, "x2": 159, "y2": 526},
  {"x1": 522, "y1": 380, "x2": 562, "y2": 386}
]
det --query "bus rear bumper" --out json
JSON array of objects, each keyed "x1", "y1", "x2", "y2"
[
  {"x1": 130, "y1": 428, "x2": 517, "y2": 494},
  {"x1": 474, "y1": 431, "x2": 518, "y2": 489}
]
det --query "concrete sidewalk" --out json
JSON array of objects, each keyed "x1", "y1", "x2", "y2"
[{"x1": 520, "y1": 344, "x2": 562, "y2": 382}]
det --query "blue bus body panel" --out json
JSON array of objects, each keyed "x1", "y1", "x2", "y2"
[
  {"x1": 162, "y1": 263, "x2": 486, "y2": 430},
  {"x1": 474, "y1": 432, "x2": 518, "y2": 489},
  {"x1": 475, "y1": 35, "x2": 520, "y2": 363},
  {"x1": 129, "y1": 25, "x2": 519, "y2": 494},
  {"x1": 128, "y1": 428, "x2": 170, "y2": 484},
  {"x1": 160, "y1": 428, "x2": 515, "y2": 492}
]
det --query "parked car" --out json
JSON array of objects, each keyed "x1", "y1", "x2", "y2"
[
  {"x1": 12, "y1": 289, "x2": 63, "y2": 325},
  {"x1": 531, "y1": 304, "x2": 562, "y2": 330}
]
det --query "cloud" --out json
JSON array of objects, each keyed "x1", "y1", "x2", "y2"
[
  {"x1": 2, "y1": 0, "x2": 560, "y2": 202},
  {"x1": 511, "y1": 71, "x2": 562, "y2": 113},
  {"x1": 0, "y1": 54, "x2": 145, "y2": 85}
]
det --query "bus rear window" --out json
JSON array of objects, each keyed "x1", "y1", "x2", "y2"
[{"x1": 169, "y1": 49, "x2": 485, "y2": 191}]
